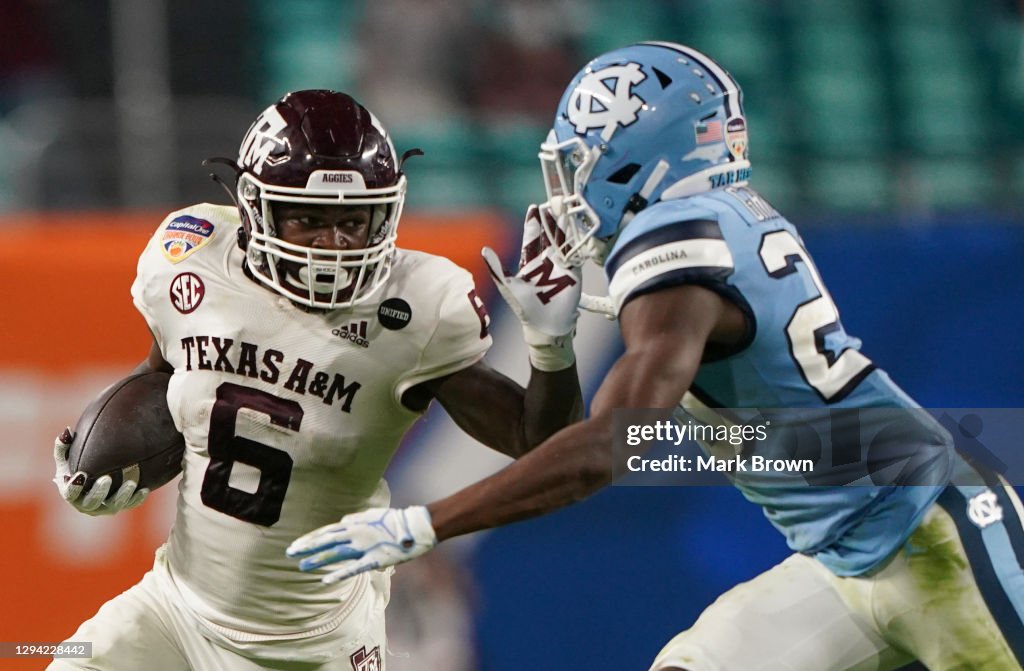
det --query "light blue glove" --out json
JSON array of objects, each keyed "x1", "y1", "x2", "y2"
[{"x1": 286, "y1": 506, "x2": 437, "y2": 584}]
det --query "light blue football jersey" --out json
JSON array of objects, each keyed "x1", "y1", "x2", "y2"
[{"x1": 604, "y1": 186, "x2": 955, "y2": 576}]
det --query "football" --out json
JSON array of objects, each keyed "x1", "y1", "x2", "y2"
[{"x1": 67, "y1": 370, "x2": 185, "y2": 498}]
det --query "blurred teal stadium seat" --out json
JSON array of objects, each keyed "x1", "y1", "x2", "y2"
[
  {"x1": 889, "y1": 27, "x2": 989, "y2": 155},
  {"x1": 809, "y1": 159, "x2": 894, "y2": 211},
  {"x1": 783, "y1": 0, "x2": 874, "y2": 23},
  {"x1": 255, "y1": 0, "x2": 364, "y2": 100},
  {"x1": 796, "y1": 71, "x2": 888, "y2": 156},
  {"x1": 908, "y1": 157, "x2": 993, "y2": 209},
  {"x1": 480, "y1": 122, "x2": 549, "y2": 214},
  {"x1": 398, "y1": 121, "x2": 489, "y2": 212},
  {"x1": 581, "y1": 0, "x2": 672, "y2": 56},
  {"x1": 744, "y1": 109, "x2": 786, "y2": 162},
  {"x1": 790, "y1": 24, "x2": 875, "y2": 70},
  {"x1": 889, "y1": 25, "x2": 972, "y2": 63},
  {"x1": 749, "y1": 159, "x2": 799, "y2": 213},
  {"x1": 902, "y1": 96, "x2": 989, "y2": 155},
  {"x1": 678, "y1": 0, "x2": 782, "y2": 80},
  {"x1": 694, "y1": 26, "x2": 779, "y2": 85},
  {"x1": 882, "y1": 0, "x2": 965, "y2": 26}
]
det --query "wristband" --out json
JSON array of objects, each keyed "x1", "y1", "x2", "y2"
[{"x1": 525, "y1": 328, "x2": 576, "y2": 372}]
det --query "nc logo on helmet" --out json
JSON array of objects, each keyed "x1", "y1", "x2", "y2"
[
  {"x1": 238, "y1": 106, "x2": 288, "y2": 175},
  {"x1": 567, "y1": 62, "x2": 647, "y2": 140}
]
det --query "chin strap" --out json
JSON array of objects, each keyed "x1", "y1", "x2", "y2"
[{"x1": 620, "y1": 158, "x2": 670, "y2": 229}]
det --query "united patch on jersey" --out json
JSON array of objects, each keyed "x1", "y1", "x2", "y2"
[{"x1": 161, "y1": 215, "x2": 216, "y2": 263}]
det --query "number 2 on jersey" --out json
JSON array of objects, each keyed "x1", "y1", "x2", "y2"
[
  {"x1": 758, "y1": 230, "x2": 874, "y2": 402},
  {"x1": 201, "y1": 382, "x2": 300, "y2": 526}
]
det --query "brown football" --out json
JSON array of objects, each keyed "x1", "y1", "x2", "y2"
[{"x1": 67, "y1": 371, "x2": 185, "y2": 498}]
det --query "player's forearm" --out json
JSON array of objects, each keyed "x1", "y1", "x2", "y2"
[
  {"x1": 522, "y1": 362, "x2": 584, "y2": 453},
  {"x1": 427, "y1": 414, "x2": 612, "y2": 541}
]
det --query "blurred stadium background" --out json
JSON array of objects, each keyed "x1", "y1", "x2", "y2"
[{"x1": 1, "y1": 0, "x2": 1023, "y2": 669}]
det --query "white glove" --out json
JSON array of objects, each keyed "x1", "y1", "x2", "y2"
[
  {"x1": 287, "y1": 506, "x2": 437, "y2": 585},
  {"x1": 580, "y1": 293, "x2": 617, "y2": 320},
  {"x1": 482, "y1": 204, "x2": 582, "y2": 371},
  {"x1": 53, "y1": 428, "x2": 149, "y2": 516}
]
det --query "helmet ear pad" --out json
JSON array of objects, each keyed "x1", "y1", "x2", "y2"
[{"x1": 233, "y1": 90, "x2": 407, "y2": 310}]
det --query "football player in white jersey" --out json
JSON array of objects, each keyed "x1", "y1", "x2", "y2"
[
  {"x1": 49, "y1": 90, "x2": 583, "y2": 670},
  {"x1": 293, "y1": 46, "x2": 1024, "y2": 670}
]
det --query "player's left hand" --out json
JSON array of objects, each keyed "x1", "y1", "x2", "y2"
[
  {"x1": 482, "y1": 204, "x2": 582, "y2": 371},
  {"x1": 286, "y1": 506, "x2": 437, "y2": 584},
  {"x1": 481, "y1": 204, "x2": 582, "y2": 343}
]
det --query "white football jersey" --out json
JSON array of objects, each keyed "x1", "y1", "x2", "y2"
[{"x1": 130, "y1": 203, "x2": 491, "y2": 638}]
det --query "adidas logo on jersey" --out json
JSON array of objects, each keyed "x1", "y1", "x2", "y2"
[{"x1": 332, "y1": 321, "x2": 370, "y2": 348}]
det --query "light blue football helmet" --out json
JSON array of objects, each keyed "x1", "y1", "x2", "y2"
[{"x1": 539, "y1": 41, "x2": 751, "y2": 266}]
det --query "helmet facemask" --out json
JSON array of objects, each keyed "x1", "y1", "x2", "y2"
[
  {"x1": 237, "y1": 170, "x2": 405, "y2": 310},
  {"x1": 538, "y1": 134, "x2": 605, "y2": 268}
]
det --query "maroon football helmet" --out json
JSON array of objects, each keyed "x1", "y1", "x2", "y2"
[{"x1": 235, "y1": 90, "x2": 407, "y2": 309}]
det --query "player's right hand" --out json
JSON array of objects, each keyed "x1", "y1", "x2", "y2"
[
  {"x1": 52, "y1": 428, "x2": 149, "y2": 516},
  {"x1": 482, "y1": 205, "x2": 581, "y2": 371}
]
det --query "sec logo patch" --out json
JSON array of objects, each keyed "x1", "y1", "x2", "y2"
[{"x1": 170, "y1": 272, "x2": 205, "y2": 314}]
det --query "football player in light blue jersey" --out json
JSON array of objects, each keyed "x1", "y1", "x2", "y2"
[{"x1": 288, "y1": 43, "x2": 1024, "y2": 670}]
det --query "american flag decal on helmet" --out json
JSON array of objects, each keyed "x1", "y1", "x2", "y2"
[{"x1": 695, "y1": 119, "x2": 723, "y2": 145}]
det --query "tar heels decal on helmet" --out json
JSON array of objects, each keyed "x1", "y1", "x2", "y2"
[
  {"x1": 238, "y1": 106, "x2": 288, "y2": 176},
  {"x1": 567, "y1": 62, "x2": 647, "y2": 141}
]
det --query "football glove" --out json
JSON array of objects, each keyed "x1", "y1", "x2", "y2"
[
  {"x1": 52, "y1": 427, "x2": 149, "y2": 516},
  {"x1": 287, "y1": 506, "x2": 436, "y2": 585},
  {"x1": 481, "y1": 204, "x2": 582, "y2": 371},
  {"x1": 579, "y1": 293, "x2": 618, "y2": 320}
]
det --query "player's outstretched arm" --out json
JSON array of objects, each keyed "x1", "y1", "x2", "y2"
[
  {"x1": 415, "y1": 358, "x2": 583, "y2": 460},
  {"x1": 53, "y1": 338, "x2": 173, "y2": 516},
  {"x1": 428, "y1": 283, "x2": 733, "y2": 541},
  {"x1": 289, "y1": 284, "x2": 740, "y2": 581}
]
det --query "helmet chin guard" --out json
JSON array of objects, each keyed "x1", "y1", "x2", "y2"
[{"x1": 234, "y1": 90, "x2": 407, "y2": 309}]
